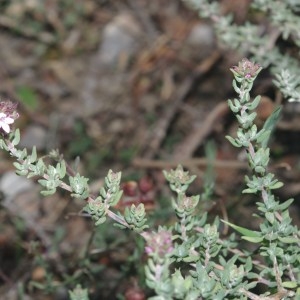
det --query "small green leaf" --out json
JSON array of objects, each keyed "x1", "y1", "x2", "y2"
[
  {"x1": 278, "y1": 236, "x2": 299, "y2": 244},
  {"x1": 242, "y1": 188, "x2": 257, "y2": 194},
  {"x1": 270, "y1": 181, "x2": 283, "y2": 189},
  {"x1": 277, "y1": 198, "x2": 294, "y2": 211},
  {"x1": 228, "y1": 99, "x2": 239, "y2": 113},
  {"x1": 222, "y1": 220, "x2": 261, "y2": 238},
  {"x1": 265, "y1": 212, "x2": 275, "y2": 224},
  {"x1": 232, "y1": 79, "x2": 240, "y2": 93},
  {"x1": 282, "y1": 281, "x2": 298, "y2": 289},
  {"x1": 95, "y1": 216, "x2": 106, "y2": 226},
  {"x1": 16, "y1": 169, "x2": 29, "y2": 176},
  {"x1": 260, "y1": 106, "x2": 282, "y2": 148},
  {"x1": 110, "y1": 190, "x2": 123, "y2": 206},
  {"x1": 245, "y1": 257, "x2": 252, "y2": 272},
  {"x1": 13, "y1": 161, "x2": 23, "y2": 170},
  {"x1": 256, "y1": 129, "x2": 271, "y2": 145},
  {"x1": 247, "y1": 95, "x2": 261, "y2": 110},
  {"x1": 40, "y1": 188, "x2": 56, "y2": 196},
  {"x1": 57, "y1": 161, "x2": 66, "y2": 178},
  {"x1": 30, "y1": 146, "x2": 37, "y2": 163},
  {"x1": 225, "y1": 136, "x2": 242, "y2": 147},
  {"x1": 254, "y1": 166, "x2": 265, "y2": 174},
  {"x1": 242, "y1": 236, "x2": 264, "y2": 243},
  {"x1": 69, "y1": 284, "x2": 90, "y2": 300},
  {"x1": 12, "y1": 129, "x2": 20, "y2": 146}
]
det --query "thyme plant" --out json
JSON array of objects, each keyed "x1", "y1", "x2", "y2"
[
  {"x1": 0, "y1": 58, "x2": 299, "y2": 299},
  {"x1": 183, "y1": 0, "x2": 300, "y2": 103}
]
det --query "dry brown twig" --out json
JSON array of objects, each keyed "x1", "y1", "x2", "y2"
[
  {"x1": 172, "y1": 101, "x2": 229, "y2": 159},
  {"x1": 143, "y1": 51, "x2": 222, "y2": 159},
  {"x1": 133, "y1": 157, "x2": 248, "y2": 170},
  {"x1": 0, "y1": 15, "x2": 55, "y2": 45}
]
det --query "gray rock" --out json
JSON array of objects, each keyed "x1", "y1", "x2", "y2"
[
  {"x1": 19, "y1": 124, "x2": 47, "y2": 150},
  {"x1": 98, "y1": 13, "x2": 142, "y2": 67},
  {"x1": 187, "y1": 23, "x2": 215, "y2": 48},
  {"x1": 0, "y1": 171, "x2": 34, "y2": 202}
]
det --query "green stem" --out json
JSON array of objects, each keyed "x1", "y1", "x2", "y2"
[{"x1": 5, "y1": 138, "x2": 149, "y2": 240}]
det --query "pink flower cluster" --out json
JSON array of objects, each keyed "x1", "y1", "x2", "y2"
[
  {"x1": 145, "y1": 229, "x2": 173, "y2": 258},
  {"x1": 231, "y1": 58, "x2": 261, "y2": 80}
]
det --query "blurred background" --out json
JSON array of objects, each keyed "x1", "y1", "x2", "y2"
[{"x1": 0, "y1": 0, "x2": 299, "y2": 299}]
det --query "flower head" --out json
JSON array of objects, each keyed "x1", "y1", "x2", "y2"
[
  {"x1": 177, "y1": 195, "x2": 199, "y2": 214},
  {"x1": 144, "y1": 228, "x2": 173, "y2": 258},
  {"x1": 231, "y1": 58, "x2": 261, "y2": 80},
  {"x1": 0, "y1": 101, "x2": 19, "y2": 134}
]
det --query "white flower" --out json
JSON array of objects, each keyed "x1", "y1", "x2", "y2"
[{"x1": 0, "y1": 112, "x2": 14, "y2": 133}]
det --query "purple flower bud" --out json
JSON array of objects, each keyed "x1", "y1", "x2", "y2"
[
  {"x1": 144, "y1": 229, "x2": 173, "y2": 258},
  {"x1": 231, "y1": 58, "x2": 261, "y2": 80}
]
